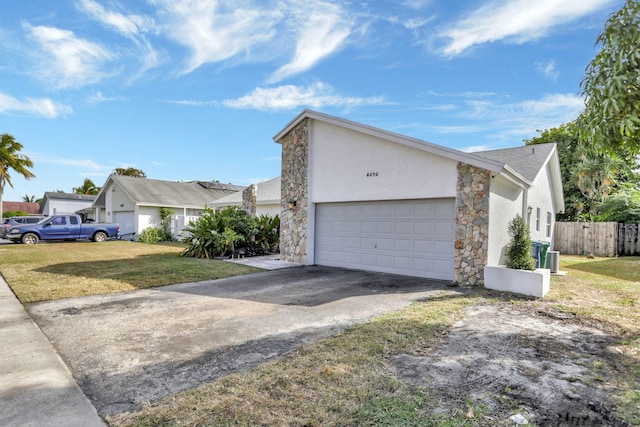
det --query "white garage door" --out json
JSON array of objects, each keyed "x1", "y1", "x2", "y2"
[
  {"x1": 113, "y1": 211, "x2": 135, "y2": 236},
  {"x1": 315, "y1": 199, "x2": 455, "y2": 280}
]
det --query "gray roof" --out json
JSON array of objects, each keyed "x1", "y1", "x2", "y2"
[
  {"x1": 43, "y1": 192, "x2": 97, "y2": 202},
  {"x1": 93, "y1": 175, "x2": 243, "y2": 208},
  {"x1": 211, "y1": 176, "x2": 281, "y2": 206},
  {"x1": 472, "y1": 143, "x2": 557, "y2": 183}
]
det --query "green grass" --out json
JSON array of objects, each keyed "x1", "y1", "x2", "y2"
[{"x1": 0, "y1": 241, "x2": 261, "y2": 303}]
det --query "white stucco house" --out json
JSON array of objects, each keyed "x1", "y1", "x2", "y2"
[
  {"x1": 40, "y1": 192, "x2": 97, "y2": 219},
  {"x1": 274, "y1": 110, "x2": 564, "y2": 285},
  {"x1": 92, "y1": 175, "x2": 243, "y2": 237},
  {"x1": 211, "y1": 176, "x2": 281, "y2": 217}
]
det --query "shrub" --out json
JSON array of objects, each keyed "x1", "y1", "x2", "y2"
[
  {"x1": 505, "y1": 215, "x2": 536, "y2": 271},
  {"x1": 3, "y1": 210, "x2": 28, "y2": 218},
  {"x1": 138, "y1": 227, "x2": 172, "y2": 244},
  {"x1": 181, "y1": 207, "x2": 259, "y2": 259},
  {"x1": 249, "y1": 214, "x2": 280, "y2": 255}
]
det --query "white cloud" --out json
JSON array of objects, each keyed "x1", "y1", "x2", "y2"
[
  {"x1": 419, "y1": 91, "x2": 584, "y2": 144},
  {"x1": 222, "y1": 82, "x2": 385, "y2": 111},
  {"x1": 466, "y1": 93, "x2": 584, "y2": 141},
  {"x1": 438, "y1": 0, "x2": 617, "y2": 56},
  {"x1": 269, "y1": 1, "x2": 352, "y2": 83},
  {"x1": 87, "y1": 91, "x2": 128, "y2": 103},
  {"x1": 78, "y1": 0, "x2": 155, "y2": 36},
  {"x1": 78, "y1": 0, "x2": 160, "y2": 76},
  {"x1": 23, "y1": 22, "x2": 115, "y2": 89},
  {"x1": 0, "y1": 92, "x2": 72, "y2": 118},
  {"x1": 29, "y1": 154, "x2": 103, "y2": 170},
  {"x1": 152, "y1": 0, "x2": 282, "y2": 74},
  {"x1": 536, "y1": 59, "x2": 559, "y2": 81}
]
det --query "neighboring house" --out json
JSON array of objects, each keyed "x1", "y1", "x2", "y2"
[
  {"x1": 40, "y1": 192, "x2": 97, "y2": 220},
  {"x1": 273, "y1": 109, "x2": 564, "y2": 285},
  {"x1": 2, "y1": 201, "x2": 41, "y2": 215},
  {"x1": 92, "y1": 175, "x2": 243, "y2": 237},
  {"x1": 211, "y1": 176, "x2": 281, "y2": 217}
]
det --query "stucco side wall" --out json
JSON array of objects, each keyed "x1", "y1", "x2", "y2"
[
  {"x1": 487, "y1": 174, "x2": 525, "y2": 266},
  {"x1": 309, "y1": 121, "x2": 458, "y2": 203},
  {"x1": 528, "y1": 165, "x2": 557, "y2": 246},
  {"x1": 137, "y1": 206, "x2": 161, "y2": 234}
]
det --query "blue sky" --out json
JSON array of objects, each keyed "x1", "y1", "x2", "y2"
[{"x1": 0, "y1": 0, "x2": 623, "y2": 201}]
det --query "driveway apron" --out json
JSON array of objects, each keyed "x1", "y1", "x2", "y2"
[{"x1": 26, "y1": 266, "x2": 457, "y2": 415}]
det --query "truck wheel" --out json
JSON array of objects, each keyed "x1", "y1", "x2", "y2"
[
  {"x1": 93, "y1": 231, "x2": 108, "y2": 242},
  {"x1": 22, "y1": 233, "x2": 39, "y2": 244}
]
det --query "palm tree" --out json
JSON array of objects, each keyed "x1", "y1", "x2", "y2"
[
  {"x1": 22, "y1": 194, "x2": 36, "y2": 203},
  {"x1": 1, "y1": 134, "x2": 36, "y2": 222},
  {"x1": 73, "y1": 178, "x2": 100, "y2": 195}
]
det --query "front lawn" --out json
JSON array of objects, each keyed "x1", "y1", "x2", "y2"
[{"x1": 0, "y1": 241, "x2": 261, "y2": 303}]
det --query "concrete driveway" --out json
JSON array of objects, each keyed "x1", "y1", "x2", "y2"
[{"x1": 27, "y1": 266, "x2": 457, "y2": 416}]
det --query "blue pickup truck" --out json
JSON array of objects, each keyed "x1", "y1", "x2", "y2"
[{"x1": 5, "y1": 214, "x2": 120, "y2": 244}]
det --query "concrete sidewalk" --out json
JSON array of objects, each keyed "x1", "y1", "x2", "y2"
[{"x1": 0, "y1": 276, "x2": 105, "y2": 427}]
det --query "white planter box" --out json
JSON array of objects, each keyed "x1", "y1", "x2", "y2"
[{"x1": 484, "y1": 265, "x2": 550, "y2": 298}]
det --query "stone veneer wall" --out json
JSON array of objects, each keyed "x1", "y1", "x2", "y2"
[
  {"x1": 454, "y1": 163, "x2": 490, "y2": 286},
  {"x1": 242, "y1": 184, "x2": 257, "y2": 217},
  {"x1": 277, "y1": 118, "x2": 309, "y2": 264}
]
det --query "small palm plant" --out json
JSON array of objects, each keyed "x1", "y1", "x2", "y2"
[{"x1": 505, "y1": 215, "x2": 536, "y2": 270}]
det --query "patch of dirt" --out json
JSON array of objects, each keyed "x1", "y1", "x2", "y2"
[{"x1": 391, "y1": 304, "x2": 628, "y2": 426}]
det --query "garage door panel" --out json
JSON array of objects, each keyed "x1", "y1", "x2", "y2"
[
  {"x1": 395, "y1": 204, "x2": 414, "y2": 217},
  {"x1": 361, "y1": 221, "x2": 377, "y2": 233},
  {"x1": 394, "y1": 239, "x2": 412, "y2": 252},
  {"x1": 377, "y1": 238, "x2": 394, "y2": 250},
  {"x1": 434, "y1": 221, "x2": 454, "y2": 236},
  {"x1": 378, "y1": 205, "x2": 394, "y2": 216},
  {"x1": 315, "y1": 199, "x2": 455, "y2": 280},
  {"x1": 361, "y1": 237, "x2": 376, "y2": 249},
  {"x1": 434, "y1": 259, "x2": 454, "y2": 274},
  {"x1": 414, "y1": 221, "x2": 434, "y2": 235},
  {"x1": 394, "y1": 221, "x2": 412, "y2": 234},
  {"x1": 414, "y1": 239, "x2": 433, "y2": 253},
  {"x1": 435, "y1": 201, "x2": 455, "y2": 217},
  {"x1": 433, "y1": 240, "x2": 453, "y2": 254}
]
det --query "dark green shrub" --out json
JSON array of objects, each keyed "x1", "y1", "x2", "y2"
[
  {"x1": 181, "y1": 207, "x2": 258, "y2": 259},
  {"x1": 505, "y1": 215, "x2": 536, "y2": 271},
  {"x1": 249, "y1": 214, "x2": 280, "y2": 255}
]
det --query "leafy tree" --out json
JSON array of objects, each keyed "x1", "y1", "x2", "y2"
[
  {"x1": 73, "y1": 178, "x2": 100, "y2": 195},
  {"x1": 595, "y1": 185, "x2": 640, "y2": 223},
  {"x1": 579, "y1": 0, "x2": 640, "y2": 155},
  {"x1": 505, "y1": 215, "x2": 536, "y2": 271},
  {"x1": 1, "y1": 133, "x2": 35, "y2": 222},
  {"x1": 526, "y1": 122, "x2": 639, "y2": 221},
  {"x1": 113, "y1": 167, "x2": 146, "y2": 178},
  {"x1": 22, "y1": 194, "x2": 36, "y2": 202}
]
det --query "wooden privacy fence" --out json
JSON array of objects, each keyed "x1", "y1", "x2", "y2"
[{"x1": 554, "y1": 222, "x2": 640, "y2": 257}]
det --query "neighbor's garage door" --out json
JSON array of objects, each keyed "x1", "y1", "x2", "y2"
[
  {"x1": 314, "y1": 199, "x2": 455, "y2": 280},
  {"x1": 113, "y1": 211, "x2": 135, "y2": 236}
]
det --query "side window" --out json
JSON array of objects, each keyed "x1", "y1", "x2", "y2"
[
  {"x1": 536, "y1": 207, "x2": 541, "y2": 232},
  {"x1": 52, "y1": 217, "x2": 66, "y2": 225},
  {"x1": 70, "y1": 216, "x2": 79, "y2": 225},
  {"x1": 546, "y1": 212, "x2": 552, "y2": 238}
]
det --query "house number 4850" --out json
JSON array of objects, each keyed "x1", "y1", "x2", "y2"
[{"x1": 366, "y1": 172, "x2": 379, "y2": 177}]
